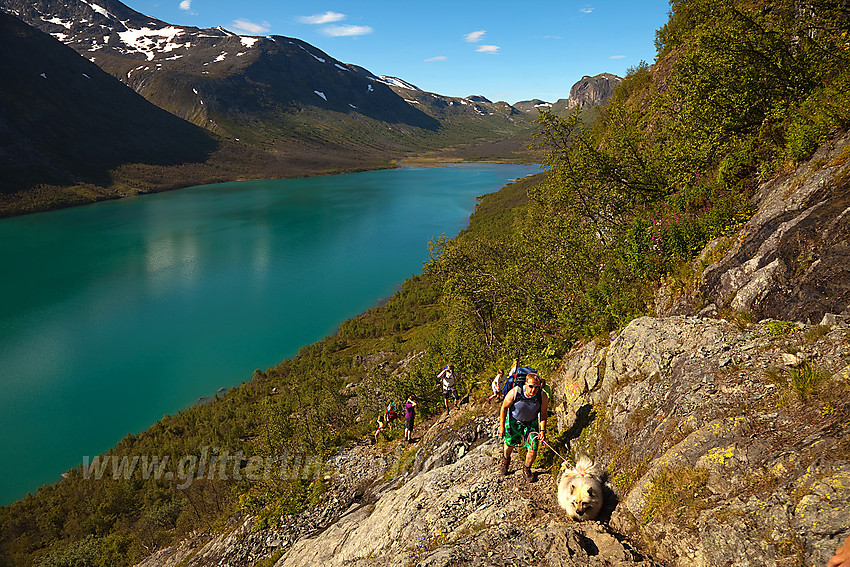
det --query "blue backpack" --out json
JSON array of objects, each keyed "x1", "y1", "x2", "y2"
[{"x1": 501, "y1": 365, "x2": 537, "y2": 398}]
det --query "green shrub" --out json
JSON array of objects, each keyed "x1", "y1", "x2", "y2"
[
  {"x1": 788, "y1": 363, "x2": 831, "y2": 402},
  {"x1": 764, "y1": 320, "x2": 797, "y2": 336}
]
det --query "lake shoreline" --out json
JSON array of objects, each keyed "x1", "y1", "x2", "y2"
[
  {"x1": 0, "y1": 164, "x2": 539, "y2": 505},
  {"x1": 0, "y1": 157, "x2": 538, "y2": 220}
]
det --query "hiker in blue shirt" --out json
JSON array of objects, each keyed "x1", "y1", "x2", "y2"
[{"x1": 498, "y1": 371, "x2": 548, "y2": 482}]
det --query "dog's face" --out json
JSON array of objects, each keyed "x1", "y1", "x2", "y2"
[{"x1": 558, "y1": 470, "x2": 603, "y2": 521}]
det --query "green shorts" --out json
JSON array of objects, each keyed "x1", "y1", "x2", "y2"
[{"x1": 504, "y1": 414, "x2": 539, "y2": 451}]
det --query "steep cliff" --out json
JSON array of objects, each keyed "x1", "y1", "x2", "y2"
[{"x1": 657, "y1": 130, "x2": 850, "y2": 323}]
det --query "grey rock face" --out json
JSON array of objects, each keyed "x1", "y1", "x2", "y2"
[
  {"x1": 694, "y1": 131, "x2": 850, "y2": 323},
  {"x1": 553, "y1": 315, "x2": 850, "y2": 567},
  {"x1": 566, "y1": 73, "x2": 623, "y2": 110},
  {"x1": 137, "y1": 313, "x2": 849, "y2": 567}
]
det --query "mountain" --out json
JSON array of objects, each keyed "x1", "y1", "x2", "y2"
[
  {"x1": 0, "y1": 0, "x2": 539, "y2": 162},
  {"x1": 513, "y1": 98, "x2": 553, "y2": 113},
  {"x1": 1, "y1": 0, "x2": 433, "y2": 129},
  {"x1": 515, "y1": 73, "x2": 623, "y2": 115},
  {"x1": 563, "y1": 73, "x2": 622, "y2": 110},
  {"x1": 0, "y1": 11, "x2": 217, "y2": 200},
  {"x1": 0, "y1": 0, "x2": 547, "y2": 216}
]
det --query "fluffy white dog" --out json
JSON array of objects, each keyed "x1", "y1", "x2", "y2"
[{"x1": 557, "y1": 455, "x2": 604, "y2": 521}]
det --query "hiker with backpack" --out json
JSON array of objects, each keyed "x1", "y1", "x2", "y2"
[
  {"x1": 498, "y1": 370, "x2": 548, "y2": 482},
  {"x1": 437, "y1": 363, "x2": 460, "y2": 413},
  {"x1": 486, "y1": 369, "x2": 505, "y2": 404},
  {"x1": 374, "y1": 402, "x2": 399, "y2": 443}
]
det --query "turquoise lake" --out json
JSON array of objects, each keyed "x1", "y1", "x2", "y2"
[{"x1": 0, "y1": 163, "x2": 538, "y2": 505}]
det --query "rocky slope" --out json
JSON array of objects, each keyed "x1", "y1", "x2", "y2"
[
  {"x1": 134, "y1": 132, "x2": 850, "y2": 567},
  {"x1": 658, "y1": 130, "x2": 850, "y2": 323},
  {"x1": 135, "y1": 315, "x2": 850, "y2": 567},
  {"x1": 557, "y1": 315, "x2": 850, "y2": 566}
]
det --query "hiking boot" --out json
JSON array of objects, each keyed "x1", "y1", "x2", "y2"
[
  {"x1": 523, "y1": 464, "x2": 534, "y2": 482},
  {"x1": 499, "y1": 455, "x2": 510, "y2": 476}
]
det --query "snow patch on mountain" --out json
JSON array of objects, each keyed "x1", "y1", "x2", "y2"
[
  {"x1": 240, "y1": 37, "x2": 258, "y2": 48},
  {"x1": 378, "y1": 76, "x2": 419, "y2": 91},
  {"x1": 295, "y1": 44, "x2": 326, "y2": 63},
  {"x1": 79, "y1": 0, "x2": 116, "y2": 20},
  {"x1": 44, "y1": 16, "x2": 72, "y2": 29},
  {"x1": 314, "y1": 91, "x2": 327, "y2": 101},
  {"x1": 117, "y1": 26, "x2": 186, "y2": 61}
]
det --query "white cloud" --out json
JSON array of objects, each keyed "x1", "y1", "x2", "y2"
[
  {"x1": 178, "y1": 0, "x2": 191, "y2": 11},
  {"x1": 580, "y1": 5, "x2": 594, "y2": 13},
  {"x1": 425, "y1": 55, "x2": 447, "y2": 62},
  {"x1": 464, "y1": 30, "x2": 486, "y2": 43},
  {"x1": 609, "y1": 54, "x2": 625, "y2": 59},
  {"x1": 476, "y1": 45, "x2": 500, "y2": 54},
  {"x1": 321, "y1": 24, "x2": 373, "y2": 37},
  {"x1": 299, "y1": 11, "x2": 346, "y2": 25},
  {"x1": 231, "y1": 19, "x2": 271, "y2": 34}
]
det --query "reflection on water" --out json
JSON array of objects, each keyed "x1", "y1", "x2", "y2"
[{"x1": 0, "y1": 163, "x2": 539, "y2": 504}]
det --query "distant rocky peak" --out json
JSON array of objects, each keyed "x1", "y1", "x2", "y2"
[
  {"x1": 566, "y1": 72, "x2": 622, "y2": 110},
  {"x1": 514, "y1": 73, "x2": 622, "y2": 113}
]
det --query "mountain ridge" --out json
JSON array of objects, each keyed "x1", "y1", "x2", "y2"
[
  {"x1": 0, "y1": 0, "x2": 549, "y2": 217},
  {"x1": 0, "y1": 0, "x2": 544, "y2": 140},
  {"x1": 0, "y1": 0, "x2": 625, "y2": 218},
  {"x1": 0, "y1": 11, "x2": 218, "y2": 198}
]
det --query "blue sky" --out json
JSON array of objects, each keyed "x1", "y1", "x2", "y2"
[{"x1": 129, "y1": 0, "x2": 671, "y2": 104}]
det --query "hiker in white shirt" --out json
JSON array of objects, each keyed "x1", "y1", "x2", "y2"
[{"x1": 437, "y1": 363, "x2": 460, "y2": 413}]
